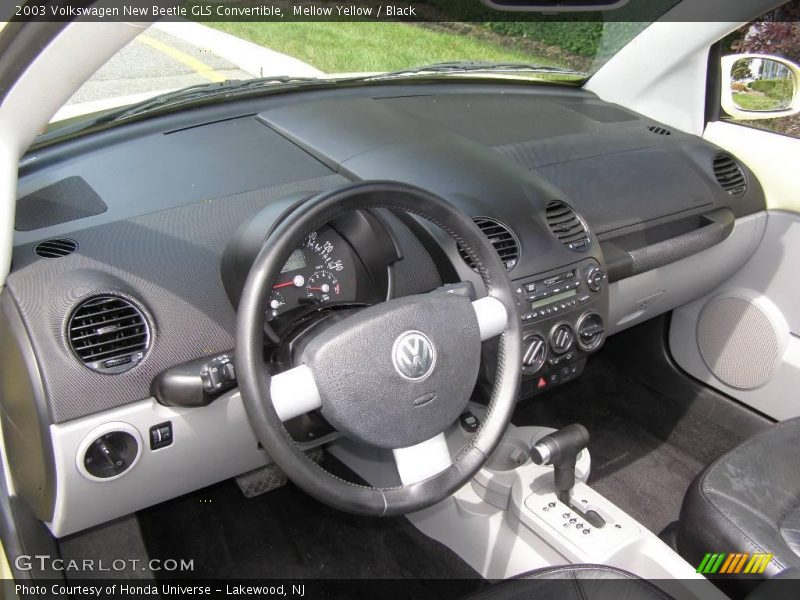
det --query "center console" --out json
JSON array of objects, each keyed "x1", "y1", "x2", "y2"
[
  {"x1": 513, "y1": 258, "x2": 609, "y2": 397},
  {"x1": 328, "y1": 404, "x2": 717, "y2": 595}
]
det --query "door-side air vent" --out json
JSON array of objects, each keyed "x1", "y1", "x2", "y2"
[
  {"x1": 458, "y1": 217, "x2": 520, "y2": 271},
  {"x1": 34, "y1": 238, "x2": 78, "y2": 258},
  {"x1": 713, "y1": 153, "x2": 747, "y2": 197},
  {"x1": 648, "y1": 125, "x2": 672, "y2": 136},
  {"x1": 68, "y1": 296, "x2": 151, "y2": 374},
  {"x1": 545, "y1": 201, "x2": 591, "y2": 252}
]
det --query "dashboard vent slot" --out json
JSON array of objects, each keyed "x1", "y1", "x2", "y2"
[
  {"x1": 34, "y1": 238, "x2": 78, "y2": 258},
  {"x1": 458, "y1": 217, "x2": 520, "y2": 271},
  {"x1": 648, "y1": 125, "x2": 672, "y2": 136},
  {"x1": 68, "y1": 296, "x2": 150, "y2": 374},
  {"x1": 545, "y1": 201, "x2": 591, "y2": 252},
  {"x1": 713, "y1": 153, "x2": 747, "y2": 197}
]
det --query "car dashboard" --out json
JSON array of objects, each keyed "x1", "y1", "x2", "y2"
[{"x1": 1, "y1": 80, "x2": 767, "y2": 536}]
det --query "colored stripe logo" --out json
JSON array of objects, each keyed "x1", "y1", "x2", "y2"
[{"x1": 697, "y1": 552, "x2": 773, "y2": 574}]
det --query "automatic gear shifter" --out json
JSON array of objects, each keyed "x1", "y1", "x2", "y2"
[{"x1": 530, "y1": 424, "x2": 605, "y2": 528}]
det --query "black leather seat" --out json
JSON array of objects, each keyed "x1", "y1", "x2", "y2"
[
  {"x1": 464, "y1": 564, "x2": 800, "y2": 600},
  {"x1": 678, "y1": 417, "x2": 800, "y2": 582},
  {"x1": 465, "y1": 565, "x2": 674, "y2": 600}
]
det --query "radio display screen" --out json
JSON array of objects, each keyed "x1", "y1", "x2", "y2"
[{"x1": 532, "y1": 289, "x2": 577, "y2": 309}]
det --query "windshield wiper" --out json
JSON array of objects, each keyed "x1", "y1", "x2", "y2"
[
  {"x1": 37, "y1": 62, "x2": 585, "y2": 148},
  {"x1": 365, "y1": 61, "x2": 588, "y2": 80},
  {"x1": 36, "y1": 76, "x2": 332, "y2": 145},
  {"x1": 107, "y1": 75, "x2": 328, "y2": 123},
  {"x1": 90, "y1": 63, "x2": 581, "y2": 124}
]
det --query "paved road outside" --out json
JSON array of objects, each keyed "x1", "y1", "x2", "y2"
[
  {"x1": 68, "y1": 27, "x2": 252, "y2": 104},
  {"x1": 57, "y1": 22, "x2": 322, "y2": 122}
]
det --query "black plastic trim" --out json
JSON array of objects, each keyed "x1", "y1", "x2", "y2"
[
  {"x1": 601, "y1": 208, "x2": 735, "y2": 282},
  {"x1": 329, "y1": 209, "x2": 401, "y2": 301},
  {"x1": 391, "y1": 211, "x2": 462, "y2": 285},
  {"x1": 705, "y1": 42, "x2": 723, "y2": 124},
  {"x1": 220, "y1": 191, "x2": 319, "y2": 312}
]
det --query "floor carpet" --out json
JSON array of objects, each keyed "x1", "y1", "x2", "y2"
[
  {"x1": 136, "y1": 455, "x2": 484, "y2": 598},
  {"x1": 513, "y1": 355, "x2": 720, "y2": 535}
]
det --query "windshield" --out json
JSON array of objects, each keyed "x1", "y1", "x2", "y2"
[{"x1": 47, "y1": 5, "x2": 680, "y2": 135}]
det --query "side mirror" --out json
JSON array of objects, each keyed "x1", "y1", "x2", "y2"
[{"x1": 721, "y1": 54, "x2": 800, "y2": 121}]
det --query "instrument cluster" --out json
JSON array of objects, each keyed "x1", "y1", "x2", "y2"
[{"x1": 267, "y1": 227, "x2": 358, "y2": 320}]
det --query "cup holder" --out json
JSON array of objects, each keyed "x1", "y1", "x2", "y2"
[
  {"x1": 472, "y1": 436, "x2": 533, "y2": 509},
  {"x1": 485, "y1": 438, "x2": 530, "y2": 472},
  {"x1": 470, "y1": 425, "x2": 592, "y2": 511}
]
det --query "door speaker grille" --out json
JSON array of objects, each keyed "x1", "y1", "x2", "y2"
[{"x1": 697, "y1": 297, "x2": 779, "y2": 390}]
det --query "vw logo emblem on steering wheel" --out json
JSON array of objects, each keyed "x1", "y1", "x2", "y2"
[{"x1": 392, "y1": 331, "x2": 436, "y2": 381}]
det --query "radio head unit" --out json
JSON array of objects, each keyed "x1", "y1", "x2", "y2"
[{"x1": 512, "y1": 258, "x2": 609, "y2": 398}]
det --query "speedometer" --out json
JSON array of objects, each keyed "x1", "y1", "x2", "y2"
[{"x1": 305, "y1": 231, "x2": 345, "y2": 273}]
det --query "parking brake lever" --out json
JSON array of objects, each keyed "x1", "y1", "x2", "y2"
[{"x1": 530, "y1": 424, "x2": 606, "y2": 528}]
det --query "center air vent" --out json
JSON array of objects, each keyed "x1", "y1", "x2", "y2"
[
  {"x1": 713, "y1": 153, "x2": 747, "y2": 197},
  {"x1": 68, "y1": 296, "x2": 150, "y2": 374},
  {"x1": 458, "y1": 217, "x2": 520, "y2": 271},
  {"x1": 545, "y1": 201, "x2": 591, "y2": 252},
  {"x1": 34, "y1": 238, "x2": 78, "y2": 258}
]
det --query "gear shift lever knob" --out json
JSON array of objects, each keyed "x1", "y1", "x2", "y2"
[
  {"x1": 530, "y1": 423, "x2": 589, "y2": 466},
  {"x1": 531, "y1": 424, "x2": 590, "y2": 504}
]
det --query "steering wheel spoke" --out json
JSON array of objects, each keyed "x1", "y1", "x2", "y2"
[
  {"x1": 393, "y1": 432, "x2": 452, "y2": 485},
  {"x1": 270, "y1": 364, "x2": 322, "y2": 421}
]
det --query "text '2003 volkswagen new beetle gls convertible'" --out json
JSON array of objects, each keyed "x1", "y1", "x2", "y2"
[{"x1": 1, "y1": 1, "x2": 800, "y2": 599}]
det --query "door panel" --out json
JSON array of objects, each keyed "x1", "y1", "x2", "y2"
[
  {"x1": 705, "y1": 121, "x2": 800, "y2": 211},
  {"x1": 670, "y1": 210, "x2": 800, "y2": 420}
]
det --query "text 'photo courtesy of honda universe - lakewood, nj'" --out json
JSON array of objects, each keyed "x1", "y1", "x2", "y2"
[{"x1": 1, "y1": 0, "x2": 800, "y2": 599}]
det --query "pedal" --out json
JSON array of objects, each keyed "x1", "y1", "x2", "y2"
[{"x1": 235, "y1": 449, "x2": 322, "y2": 498}]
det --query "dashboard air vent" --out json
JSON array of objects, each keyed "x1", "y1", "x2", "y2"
[
  {"x1": 458, "y1": 217, "x2": 520, "y2": 271},
  {"x1": 713, "y1": 153, "x2": 747, "y2": 197},
  {"x1": 545, "y1": 201, "x2": 591, "y2": 252},
  {"x1": 68, "y1": 296, "x2": 150, "y2": 374},
  {"x1": 647, "y1": 125, "x2": 672, "y2": 136},
  {"x1": 34, "y1": 238, "x2": 78, "y2": 258}
]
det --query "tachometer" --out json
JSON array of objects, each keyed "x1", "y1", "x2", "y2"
[{"x1": 306, "y1": 270, "x2": 341, "y2": 303}]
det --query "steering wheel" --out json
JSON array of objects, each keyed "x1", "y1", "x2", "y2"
[{"x1": 235, "y1": 181, "x2": 522, "y2": 516}]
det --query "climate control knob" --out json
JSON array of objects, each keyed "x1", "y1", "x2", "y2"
[
  {"x1": 576, "y1": 312, "x2": 606, "y2": 352},
  {"x1": 586, "y1": 266, "x2": 605, "y2": 292},
  {"x1": 549, "y1": 323, "x2": 575, "y2": 355},
  {"x1": 522, "y1": 334, "x2": 547, "y2": 374}
]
